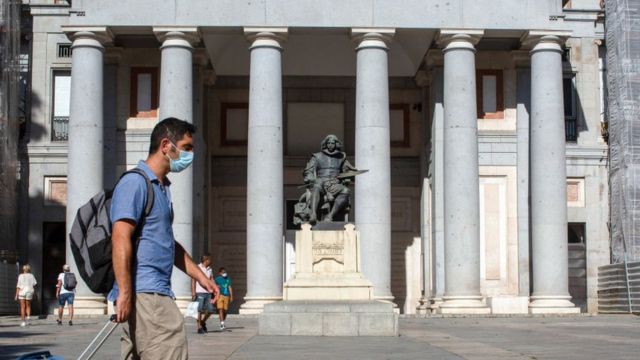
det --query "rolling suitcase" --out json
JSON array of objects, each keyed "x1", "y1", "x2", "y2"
[{"x1": 77, "y1": 315, "x2": 119, "y2": 360}]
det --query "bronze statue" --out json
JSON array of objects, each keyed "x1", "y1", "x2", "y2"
[{"x1": 294, "y1": 135, "x2": 366, "y2": 225}]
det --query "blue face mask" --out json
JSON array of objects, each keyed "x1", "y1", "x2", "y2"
[{"x1": 167, "y1": 142, "x2": 194, "y2": 173}]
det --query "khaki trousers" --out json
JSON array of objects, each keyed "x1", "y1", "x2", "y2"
[{"x1": 121, "y1": 293, "x2": 188, "y2": 360}]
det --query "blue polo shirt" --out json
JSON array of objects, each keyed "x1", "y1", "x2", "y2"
[{"x1": 110, "y1": 160, "x2": 176, "y2": 298}]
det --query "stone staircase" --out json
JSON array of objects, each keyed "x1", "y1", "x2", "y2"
[{"x1": 597, "y1": 261, "x2": 640, "y2": 313}]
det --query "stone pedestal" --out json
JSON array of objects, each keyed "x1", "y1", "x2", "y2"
[
  {"x1": 487, "y1": 296, "x2": 530, "y2": 314},
  {"x1": 259, "y1": 301, "x2": 397, "y2": 336},
  {"x1": 283, "y1": 223, "x2": 373, "y2": 300},
  {"x1": 260, "y1": 223, "x2": 397, "y2": 336}
]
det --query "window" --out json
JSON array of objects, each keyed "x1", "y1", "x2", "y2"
[
  {"x1": 57, "y1": 44, "x2": 72, "y2": 58},
  {"x1": 568, "y1": 223, "x2": 585, "y2": 244},
  {"x1": 44, "y1": 176, "x2": 67, "y2": 206},
  {"x1": 567, "y1": 177, "x2": 585, "y2": 207},
  {"x1": 476, "y1": 70, "x2": 504, "y2": 119},
  {"x1": 129, "y1": 67, "x2": 158, "y2": 118},
  {"x1": 563, "y1": 74, "x2": 577, "y2": 142},
  {"x1": 221, "y1": 103, "x2": 249, "y2": 146},
  {"x1": 390, "y1": 104, "x2": 410, "y2": 147},
  {"x1": 51, "y1": 71, "x2": 71, "y2": 141}
]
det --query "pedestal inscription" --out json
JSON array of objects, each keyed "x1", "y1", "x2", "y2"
[{"x1": 283, "y1": 223, "x2": 373, "y2": 301}]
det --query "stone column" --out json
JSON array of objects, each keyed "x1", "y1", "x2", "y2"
[
  {"x1": 525, "y1": 32, "x2": 579, "y2": 314},
  {"x1": 426, "y1": 52, "x2": 446, "y2": 311},
  {"x1": 352, "y1": 29, "x2": 395, "y2": 303},
  {"x1": 512, "y1": 51, "x2": 532, "y2": 298},
  {"x1": 240, "y1": 28, "x2": 287, "y2": 314},
  {"x1": 64, "y1": 28, "x2": 112, "y2": 314},
  {"x1": 415, "y1": 70, "x2": 432, "y2": 314},
  {"x1": 437, "y1": 30, "x2": 489, "y2": 314},
  {"x1": 154, "y1": 28, "x2": 199, "y2": 308}
]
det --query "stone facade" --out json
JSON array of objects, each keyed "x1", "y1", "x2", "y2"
[{"x1": 16, "y1": 0, "x2": 609, "y2": 315}]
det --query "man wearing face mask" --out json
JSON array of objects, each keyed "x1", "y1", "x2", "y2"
[{"x1": 110, "y1": 117, "x2": 219, "y2": 359}]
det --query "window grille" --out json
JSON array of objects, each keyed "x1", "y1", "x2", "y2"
[
  {"x1": 57, "y1": 44, "x2": 72, "y2": 58},
  {"x1": 563, "y1": 75, "x2": 578, "y2": 142}
]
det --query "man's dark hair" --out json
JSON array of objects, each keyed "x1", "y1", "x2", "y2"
[
  {"x1": 200, "y1": 253, "x2": 211, "y2": 263},
  {"x1": 149, "y1": 117, "x2": 197, "y2": 154},
  {"x1": 218, "y1": 267, "x2": 226, "y2": 273}
]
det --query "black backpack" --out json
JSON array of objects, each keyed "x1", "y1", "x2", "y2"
[
  {"x1": 63, "y1": 272, "x2": 77, "y2": 291},
  {"x1": 69, "y1": 169, "x2": 155, "y2": 294}
]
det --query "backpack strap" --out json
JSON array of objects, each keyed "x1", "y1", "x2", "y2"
[
  {"x1": 116, "y1": 168, "x2": 156, "y2": 247},
  {"x1": 119, "y1": 168, "x2": 155, "y2": 218}
]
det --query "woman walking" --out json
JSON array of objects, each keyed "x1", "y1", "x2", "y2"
[{"x1": 15, "y1": 264, "x2": 37, "y2": 327}]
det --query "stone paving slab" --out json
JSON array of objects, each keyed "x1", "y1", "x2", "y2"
[{"x1": 0, "y1": 315, "x2": 638, "y2": 359}]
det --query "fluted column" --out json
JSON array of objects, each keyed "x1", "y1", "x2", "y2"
[
  {"x1": 437, "y1": 30, "x2": 490, "y2": 314},
  {"x1": 64, "y1": 28, "x2": 112, "y2": 314},
  {"x1": 525, "y1": 32, "x2": 579, "y2": 314},
  {"x1": 240, "y1": 28, "x2": 287, "y2": 314},
  {"x1": 352, "y1": 29, "x2": 394, "y2": 303},
  {"x1": 154, "y1": 28, "x2": 199, "y2": 307}
]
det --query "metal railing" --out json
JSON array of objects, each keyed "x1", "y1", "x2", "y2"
[
  {"x1": 566, "y1": 117, "x2": 577, "y2": 142},
  {"x1": 52, "y1": 116, "x2": 69, "y2": 141}
]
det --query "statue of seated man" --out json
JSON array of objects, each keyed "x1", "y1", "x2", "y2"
[{"x1": 294, "y1": 134, "x2": 360, "y2": 225}]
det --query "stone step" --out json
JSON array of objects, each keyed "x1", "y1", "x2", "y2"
[{"x1": 259, "y1": 300, "x2": 398, "y2": 336}]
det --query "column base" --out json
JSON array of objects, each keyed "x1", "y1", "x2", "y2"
[
  {"x1": 416, "y1": 296, "x2": 431, "y2": 315},
  {"x1": 69, "y1": 296, "x2": 107, "y2": 315},
  {"x1": 437, "y1": 295, "x2": 491, "y2": 314},
  {"x1": 529, "y1": 295, "x2": 580, "y2": 314},
  {"x1": 429, "y1": 297, "x2": 444, "y2": 312},
  {"x1": 239, "y1": 296, "x2": 282, "y2": 315},
  {"x1": 374, "y1": 294, "x2": 399, "y2": 313}
]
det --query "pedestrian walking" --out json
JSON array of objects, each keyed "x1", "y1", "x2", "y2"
[
  {"x1": 191, "y1": 254, "x2": 215, "y2": 334},
  {"x1": 110, "y1": 117, "x2": 219, "y2": 360},
  {"x1": 215, "y1": 267, "x2": 233, "y2": 330},
  {"x1": 56, "y1": 264, "x2": 77, "y2": 326},
  {"x1": 15, "y1": 264, "x2": 37, "y2": 327}
]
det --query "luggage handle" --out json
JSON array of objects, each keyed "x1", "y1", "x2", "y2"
[{"x1": 77, "y1": 315, "x2": 118, "y2": 360}]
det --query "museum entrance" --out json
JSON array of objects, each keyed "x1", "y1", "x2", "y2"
[{"x1": 42, "y1": 222, "x2": 66, "y2": 314}]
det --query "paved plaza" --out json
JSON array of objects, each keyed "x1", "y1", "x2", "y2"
[{"x1": 0, "y1": 315, "x2": 638, "y2": 359}]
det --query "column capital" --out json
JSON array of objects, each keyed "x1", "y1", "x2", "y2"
[
  {"x1": 154, "y1": 27, "x2": 200, "y2": 49},
  {"x1": 520, "y1": 30, "x2": 571, "y2": 53},
  {"x1": 62, "y1": 26, "x2": 114, "y2": 50},
  {"x1": 351, "y1": 28, "x2": 395, "y2": 51},
  {"x1": 244, "y1": 27, "x2": 288, "y2": 50},
  {"x1": 436, "y1": 29, "x2": 483, "y2": 52}
]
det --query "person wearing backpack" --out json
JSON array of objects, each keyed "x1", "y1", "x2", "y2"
[
  {"x1": 110, "y1": 117, "x2": 219, "y2": 360},
  {"x1": 55, "y1": 264, "x2": 76, "y2": 326}
]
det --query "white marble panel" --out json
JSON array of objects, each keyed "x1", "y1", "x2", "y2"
[{"x1": 479, "y1": 166, "x2": 518, "y2": 297}]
